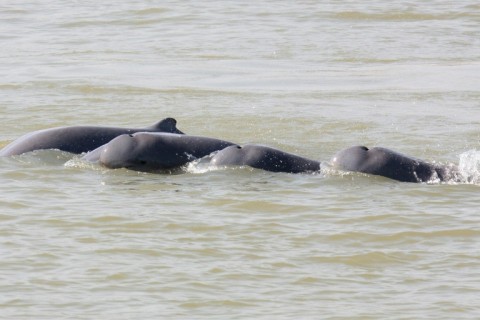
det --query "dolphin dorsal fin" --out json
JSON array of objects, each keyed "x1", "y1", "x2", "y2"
[{"x1": 148, "y1": 118, "x2": 184, "y2": 134}]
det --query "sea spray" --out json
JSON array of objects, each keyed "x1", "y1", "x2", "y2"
[{"x1": 458, "y1": 150, "x2": 480, "y2": 184}]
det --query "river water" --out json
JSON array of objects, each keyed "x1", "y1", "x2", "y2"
[{"x1": 1, "y1": 1, "x2": 479, "y2": 319}]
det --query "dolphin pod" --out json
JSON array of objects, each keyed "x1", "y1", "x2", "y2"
[
  {"x1": 81, "y1": 132, "x2": 455, "y2": 182},
  {"x1": 0, "y1": 118, "x2": 458, "y2": 183}
]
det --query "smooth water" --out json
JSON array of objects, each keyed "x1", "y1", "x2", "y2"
[{"x1": 1, "y1": 1, "x2": 479, "y2": 319}]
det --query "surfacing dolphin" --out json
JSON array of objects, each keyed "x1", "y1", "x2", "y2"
[
  {"x1": 331, "y1": 145, "x2": 459, "y2": 183},
  {"x1": 0, "y1": 118, "x2": 183, "y2": 156},
  {"x1": 82, "y1": 132, "x2": 235, "y2": 172},
  {"x1": 210, "y1": 144, "x2": 321, "y2": 173}
]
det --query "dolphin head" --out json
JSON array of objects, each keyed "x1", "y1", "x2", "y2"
[
  {"x1": 97, "y1": 134, "x2": 142, "y2": 169},
  {"x1": 89, "y1": 132, "x2": 191, "y2": 172},
  {"x1": 331, "y1": 145, "x2": 370, "y2": 172},
  {"x1": 210, "y1": 145, "x2": 244, "y2": 166}
]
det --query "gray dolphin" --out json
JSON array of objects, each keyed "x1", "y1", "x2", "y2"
[
  {"x1": 82, "y1": 132, "x2": 235, "y2": 172},
  {"x1": 0, "y1": 118, "x2": 183, "y2": 156},
  {"x1": 331, "y1": 145, "x2": 458, "y2": 182},
  {"x1": 210, "y1": 144, "x2": 321, "y2": 173}
]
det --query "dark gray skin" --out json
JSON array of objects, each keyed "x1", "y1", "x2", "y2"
[
  {"x1": 0, "y1": 118, "x2": 183, "y2": 156},
  {"x1": 82, "y1": 132, "x2": 235, "y2": 172},
  {"x1": 210, "y1": 144, "x2": 321, "y2": 174},
  {"x1": 331, "y1": 145, "x2": 457, "y2": 183}
]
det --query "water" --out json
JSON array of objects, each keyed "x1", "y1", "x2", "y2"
[{"x1": 1, "y1": 1, "x2": 479, "y2": 319}]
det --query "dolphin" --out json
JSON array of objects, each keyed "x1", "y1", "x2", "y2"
[
  {"x1": 0, "y1": 117, "x2": 183, "y2": 156},
  {"x1": 331, "y1": 145, "x2": 459, "y2": 182},
  {"x1": 210, "y1": 144, "x2": 321, "y2": 173},
  {"x1": 82, "y1": 132, "x2": 235, "y2": 172}
]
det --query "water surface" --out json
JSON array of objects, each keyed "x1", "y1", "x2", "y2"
[{"x1": 1, "y1": 1, "x2": 479, "y2": 319}]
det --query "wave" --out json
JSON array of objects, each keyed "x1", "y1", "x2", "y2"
[{"x1": 333, "y1": 11, "x2": 477, "y2": 22}]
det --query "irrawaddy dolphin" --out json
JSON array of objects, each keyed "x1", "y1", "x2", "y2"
[
  {"x1": 0, "y1": 118, "x2": 183, "y2": 156},
  {"x1": 82, "y1": 132, "x2": 235, "y2": 172},
  {"x1": 331, "y1": 145, "x2": 459, "y2": 183},
  {"x1": 210, "y1": 144, "x2": 321, "y2": 173}
]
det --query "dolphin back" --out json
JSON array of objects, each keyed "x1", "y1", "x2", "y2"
[{"x1": 0, "y1": 117, "x2": 183, "y2": 156}]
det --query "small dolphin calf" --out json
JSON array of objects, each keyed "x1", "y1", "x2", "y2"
[
  {"x1": 331, "y1": 145, "x2": 458, "y2": 183},
  {"x1": 0, "y1": 118, "x2": 183, "y2": 156},
  {"x1": 83, "y1": 132, "x2": 235, "y2": 172},
  {"x1": 211, "y1": 144, "x2": 321, "y2": 173}
]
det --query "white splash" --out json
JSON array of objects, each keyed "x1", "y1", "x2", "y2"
[
  {"x1": 458, "y1": 149, "x2": 480, "y2": 184},
  {"x1": 64, "y1": 156, "x2": 100, "y2": 171},
  {"x1": 184, "y1": 155, "x2": 220, "y2": 174}
]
